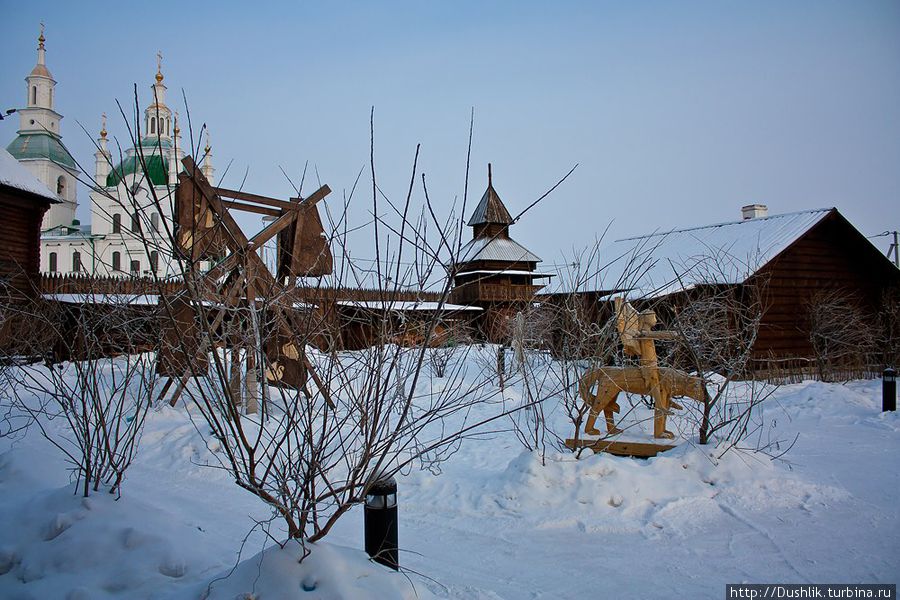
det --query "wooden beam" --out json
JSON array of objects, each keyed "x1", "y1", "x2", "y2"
[
  {"x1": 213, "y1": 186, "x2": 295, "y2": 211},
  {"x1": 220, "y1": 199, "x2": 281, "y2": 218},
  {"x1": 564, "y1": 438, "x2": 676, "y2": 458},
  {"x1": 182, "y1": 157, "x2": 278, "y2": 292},
  {"x1": 213, "y1": 185, "x2": 331, "y2": 212},
  {"x1": 292, "y1": 184, "x2": 331, "y2": 209},
  {"x1": 204, "y1": 204, "x2": 310, "y2": 286}
]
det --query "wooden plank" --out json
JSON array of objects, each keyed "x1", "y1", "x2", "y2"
[
  {"x1": 220, "y1": 199, "x2": 281, "y2": 218},
  {"x1": 290, "y1": 204, "x2": 309, "y2": 280},
  {"x1": 565, "y1": 438, "x2": 676, "y2": 458},
  {"x1": 213, "y1": 186, "x2": 296, "y2": 211}
]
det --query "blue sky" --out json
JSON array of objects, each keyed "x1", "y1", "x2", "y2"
[{"x1": 2, "y1": 1, "x2": 898, "y2": 267}]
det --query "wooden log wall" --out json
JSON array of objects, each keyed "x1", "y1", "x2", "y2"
[{"x1": 753, "y1": 211, "x2": 898, "y2": 362}]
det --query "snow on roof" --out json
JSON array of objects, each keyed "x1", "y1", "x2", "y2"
[
  {"x1": 0, "y1": 148, "x2": 58, "y2": 202},
  {"x1": 458, "y1": 236, "x2": 541, "y2": 264},
  {"x1": 455, "y1": 269, "x2": 555, "y2": 278},
  {"x1": 337, "y1": 300, "x2": 482, "y2": 312},
  {"x1": 552, "y1": 208, "x2": 834, "y2": 298},
  {"x1": 43, "y1": 293, "x2": 160, "y2": 306}
]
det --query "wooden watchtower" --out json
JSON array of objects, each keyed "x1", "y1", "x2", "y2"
[{"x1": 450, "y1": 165, "x2": 552, "y2": 342}]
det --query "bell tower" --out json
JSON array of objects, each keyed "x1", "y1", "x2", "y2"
[{"x1": 6, "y1": 25, "x2": 79, "y2": 230}]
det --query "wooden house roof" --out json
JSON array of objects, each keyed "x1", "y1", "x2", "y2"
[{"x1": 553, "y1": 208, "x2": 896, "y2": 298}]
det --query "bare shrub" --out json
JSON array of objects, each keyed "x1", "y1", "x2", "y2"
[
  {"x1": 145, "y1": 112, "x2": 577, "y2": 552},
  {"x1": 664, "y1": 278, "x2": 777, "y2": 449},
  {"x1": 807, "y1": 288, "x2": 878, "y2": 381},
  {"x1": 3, "y1": 292, "x2": 157, "y2": 497}
]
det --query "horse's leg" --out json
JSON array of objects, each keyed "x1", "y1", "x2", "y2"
[
  {"x1": 602, "y1": 385, "x2": 624, "y2": 435},
  {"x1": 581, "y1": 375, "x2": 603, "y2": 436},
  {"x1": 654, "y1": 391, "x2": 675, "y2": 439},
  {"x1": 585, "y1": 401, "x2": 602, "y2": 436}
]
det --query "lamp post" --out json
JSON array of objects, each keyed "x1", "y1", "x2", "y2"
[
  {"x1": 884, "y1": 368, "x2": 896, "y2": 412},
  {"x1": 364, "y1": 477, "x2": 399, "y2": 570}
]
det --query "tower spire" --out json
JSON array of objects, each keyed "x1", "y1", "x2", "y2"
[
  {"x1": 95, "y1": 113, "x2": 111, "y2": 185},
  {"x1": 202, "y1": 129, "x2": 215, "y2": 182},
  {"x1": 155, "y1": 50, "x2": 164, "y2": 83},
  {"x1": 30, "y1": 23, "x2": 52, "y2": 80},
  {"x1": 145, "y1": 51, "x2": 170, "y2": 138}
]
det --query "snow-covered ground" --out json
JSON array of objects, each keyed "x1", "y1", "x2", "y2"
[{"x1": 0, "y1": 349, "x2": 897, "y2": 599}]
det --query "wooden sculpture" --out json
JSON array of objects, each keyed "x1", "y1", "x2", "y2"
[{"x1": 579, "y1": 297, "x2": 706, "y2": 439}]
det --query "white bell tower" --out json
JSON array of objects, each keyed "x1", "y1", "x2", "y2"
[{"x1": 6, "y1": 25, "x2": 79, "y2": 230}]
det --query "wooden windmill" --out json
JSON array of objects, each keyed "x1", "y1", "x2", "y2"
[{"x1": 157, "y1": 155, "x2": 333, "y2": 410}]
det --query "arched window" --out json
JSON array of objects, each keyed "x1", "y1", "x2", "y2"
[
  {"x1": 150, "y1": 251, "x2": 159, "y2": 274},
  {"x1": 150, "y1": 117, "x2": 156, "y2": 134},
  {"x1": 31, "y1": 86, "x2": 37, "y2": 105},
  {"x1": 131, "y1": 212, "x2": 141, "y2": 233},
  {"x1": 112, "y1": 251, "x2": 121, "y2": 272},
  {"x1": 166, "y1": 118, "x2": 170, "y2": 135},
  {"x1": 56, "y1": 176, "x2": 66, "y2": 197},
  {"x1": 112, "y1": 213, "x2": 121, "y2": 234},
  {"x1": 49, "y1": 87, "x2": 53, "y2": 108},
  {"x1": 48, "y1": 252, "x2": 57, "y2": 273},
  {"x1": 72, "y1": 251, "x2": 82, "y2": 273},
  {"x1": 150, "y1": 212, "x2": 159, "y2": 232},
  {"x1": 130, "y1": 260, "x2": 140, "y2": 275}
]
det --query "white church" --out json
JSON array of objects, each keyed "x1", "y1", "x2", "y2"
[{"x1": 5, "y1": 29, "x2": 215, "y2": 278}]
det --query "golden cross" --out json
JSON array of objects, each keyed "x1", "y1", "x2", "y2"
[{"x1": 156, "y1": 50, "x2": 163, "y2": 72}]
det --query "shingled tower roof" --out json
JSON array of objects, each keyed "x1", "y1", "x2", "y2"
[{"x1": 467, "y1": 164, "x2": 513, "y2": 227}]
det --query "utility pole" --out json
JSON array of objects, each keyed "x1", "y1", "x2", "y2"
[{"x1": 889, "y1": 231, "x2": 899, "y2": 268}]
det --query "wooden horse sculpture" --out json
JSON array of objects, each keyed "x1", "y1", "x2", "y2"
[{"x1": 580, "y1": 298, "x2": 706, "y2": 439}]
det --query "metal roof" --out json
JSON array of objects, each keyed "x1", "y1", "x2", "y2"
[
  {"x1": 107, "y1": 154, "x2": 169, "y2": 187},
  {"x1": 551, "y1": 208, "x2": 835, "y2": 298},
  {"x1": 458, "y1": 236, "x2": 541, "y2": 264},
  {"x1": 467, "y1": 184, "x2": 513, "y2": 226},
  {"x1": 6, "y1": 132, "x2": 77, "y2": 170}
]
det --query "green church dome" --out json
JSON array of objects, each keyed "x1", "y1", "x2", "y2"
[
  {"x1": 6, "y1": 132, "x2": 77, "y2": 170},
  {"x1": 106, "y1": 153, "x2": 169, "y2": 187}
]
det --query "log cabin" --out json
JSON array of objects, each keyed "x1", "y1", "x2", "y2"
[
  {"x1": 545, "y1": 206, "x2": 900, "y2": 376},
  {"x1": 1, "y1": 148, "x2": 58, "y2": 303}
]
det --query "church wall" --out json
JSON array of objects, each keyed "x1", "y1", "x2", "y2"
[{"x1": 18, "y1": 159, "x2": 76, "y2": 230}]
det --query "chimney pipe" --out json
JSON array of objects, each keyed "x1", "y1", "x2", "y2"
[{"x1": 741, "y1": 204, "x2": 768, "y2": 220}]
